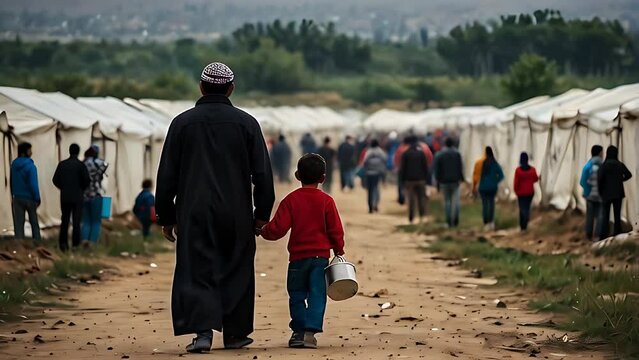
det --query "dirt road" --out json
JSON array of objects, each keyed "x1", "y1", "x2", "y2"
[{"x1": 0, "y1": 184, "x2": 609, "y2": 359}]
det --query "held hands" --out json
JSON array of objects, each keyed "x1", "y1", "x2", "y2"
[
  {"x1": 162, "y1": 225, "x2": 177, "y2": 242},
  {"x1": 254, "y1": 219, "x2": 268, "y2": 237}
]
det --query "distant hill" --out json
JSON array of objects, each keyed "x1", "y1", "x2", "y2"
[{"x1": 0, "y1": 0, "x2": 637, "y2": 40}]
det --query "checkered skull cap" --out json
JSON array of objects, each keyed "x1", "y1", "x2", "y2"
[{"x1": 200, "y1": 62, "x2": 234, "y2": 84}]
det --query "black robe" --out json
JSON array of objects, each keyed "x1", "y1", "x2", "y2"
[{"x1": 155, "y1": 94, "x2": 275, "y2": 337}]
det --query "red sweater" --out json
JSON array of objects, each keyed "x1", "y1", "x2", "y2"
[
  {"x1": 260, "y1": 188, "x2": 345, "y2": 261},
  {"x1": 513, "y1": 166, "x2": 539, "y2": 197}
]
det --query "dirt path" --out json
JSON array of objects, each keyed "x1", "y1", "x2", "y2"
[{"x1": 0, "y1": 185, "x2": 609, "y2": 359}]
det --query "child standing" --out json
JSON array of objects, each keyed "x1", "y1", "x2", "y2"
[
  {"x1": 258, "y1": 153, "x2": 345, "y2": 349},
  {"x1": 133, "y1": 179, "x2": 155, "y2": 238}
]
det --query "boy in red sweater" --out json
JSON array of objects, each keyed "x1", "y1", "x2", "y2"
[{"x1": 258, "y1": 153, "x2": 345, "y2": 349}]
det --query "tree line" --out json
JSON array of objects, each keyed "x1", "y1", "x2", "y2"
[{"x1": 0, "y1": 10, "x2": 637, "y2": 104}]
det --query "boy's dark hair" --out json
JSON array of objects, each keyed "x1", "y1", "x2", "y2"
[
  {"x1": 323, "y1": 136, "x2": 331, "y2": 145},
  {"x1": 445, "y1": 137, "x2": 454, "y2": 148},
  {"x1": 69, "y1": 143, "x2": 80, "y2": 156},
  {"x1": 591, "y1": 145, "x2": 603, "y2": 157},
  {"x1": 297, "y1": 153, "x2": 326, "y2": 185},
  {"x1": 200, "y1": 80, "x2": 233, "y2": 95},
  {"x1": 142, "y1": 179, "x2": 153, "y2": 189},
  {"x1": 18, "y1": 142, "x2": 32, "y2": 156}
]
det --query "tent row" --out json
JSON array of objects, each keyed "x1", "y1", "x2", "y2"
[
  {"x1": 361, "y1": 84, "x2": 639, "y2": 229},
  {"x1": 0, "y1": 87, "x2": 358, "y2": 236}
]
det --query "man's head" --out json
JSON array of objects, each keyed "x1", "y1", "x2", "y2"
[
  {"x1": 18, "y1": 142, "x2": 32, "y2": 157},
  {"x1": 406, "y1": 135, "x2": 418, "y2": 145},
  {"x1": 591, "y1": 145, "x2": 603, "y2": 157},
  {"x1": 345, "y1": 135, "x2": 352, "y2": 143},
  {"x1": 69, "y1": 143, "x2": 80, "y2": 157},
  {"x1": 295, "y1": 153, "x2": 326, "y2": 185},
  {"x1": 278, "y1": 134, "x2": 286, "y2": 142},
  {"x1": 142, "y1": 179, "x2": 153, "y2": 189},
  {"x1": 199, "y1": 62, "x2": 235, "y2": 97},
  {"x1": 370, "y1": 139, "x2": 380, "y2": 148},
  {"x1": 323, "y1": 136, "x2": 331, "y2": 146},
  {"x1": 445, "y1": 137, "x2": 454, "y2": 148}
]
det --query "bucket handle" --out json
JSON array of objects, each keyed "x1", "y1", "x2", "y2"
[{"x1": 331, "y1": 255, "x2": 347, "y2": 264}]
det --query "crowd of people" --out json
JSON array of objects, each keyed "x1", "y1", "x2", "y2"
[
  {"x1": 268, "y1": 130, "x2": 633, "y2": 240},
  {"x1": 11, "y1": 142, "x2": 156, "y2": 250}
]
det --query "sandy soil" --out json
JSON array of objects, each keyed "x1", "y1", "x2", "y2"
[{"x1": 0, "y1": 184, "x2": 610, "y2": 359}]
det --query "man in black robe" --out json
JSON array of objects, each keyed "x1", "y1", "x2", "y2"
[{"x1": 155, "y1": 62, "x2": 275, "y2": 353}]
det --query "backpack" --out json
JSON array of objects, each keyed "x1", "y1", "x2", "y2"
[{"x1": 587, "y1": 162, "x2": 601, "y2": 202}]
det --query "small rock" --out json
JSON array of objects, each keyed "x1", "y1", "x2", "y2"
[
  {"x1": 14, "y1": 329, "x2": 28, "y2": 334},
  {"x1": 495, "y1": 300, "x2": 507, "y2": 308}
]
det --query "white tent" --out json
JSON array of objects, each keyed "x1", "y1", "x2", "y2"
[
  {"x1": 0, "y1": 87, "x2": 97, "y2": 228},
  {"x1": 77, "y1": 97, "x2": 156, "y2": 213},
  {"x1": 543, "y1": 84, "x2": 639, "y2": 212},
  {"x1": 618, "y1": 98, "x2": 639, "y2": 229}
]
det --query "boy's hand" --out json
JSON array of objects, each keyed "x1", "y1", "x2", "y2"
[{"x1": 254, "y1": 219, "x2": 267, "y2": 236}]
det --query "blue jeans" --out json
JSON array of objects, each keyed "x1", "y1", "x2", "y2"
[
  {"x1": 366, "y1": 174, "x2": 382, "y2": 212},
  {"x1": 287, "y1": 257, "x2": 329, "y2": 333},
  {"x1": 517, "y1": 195, "x2": 533, "y2": 230},
  {"x1": 480, "y1": 191, "x2": 496, "y2": 224},
  {"x1": 340, "y1": 167, "x2": 355, "y2": 190},
  {"x1": 440, "y1": 183, "x2": 460, "y2": 227},
  {"x1": 81, "y1": 197, "x2": 102, "y2": 242},
  {"x1": 585, "y1": 200, "x2": 602, "y2": 240}
]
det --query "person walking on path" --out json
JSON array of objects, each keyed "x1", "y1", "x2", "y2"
[
  {"x1": 399, "y1": 137, "x2": 429, "y2": 223},
  {"x1": 133, "y1": 179, "x2": 156, "y2": 239},
  {"x1": 300, "y1": 133, "x2": 317, "y2": 155},
  {"x1": 337, "y1": 135, "x2": 356, "y2": 191},
  {"x1": 10, "y1": 142, "x2": 41, "y2": 240},
  {"x1": 598, "y1": 145, "x2": 632, "y2": 240},
  {"x1": 81, "y1": 145, "x2": 108, "y2": 244},
  {"x1": 257, "y1": 154, "x2": 345, "y2": 349},
  {"x1": 53, "y1": 144, "x2": 90, "y2": 251},
  {"x1": 362, "y1": 139, "x2": 387, "y2": 214},
  {"x1": 317, "y1": 136, "x2": 336, "y2": 194},
  {"x1": 513, "y1": 152, "x2": 539, "y2": 231},
  {"x1": 393, "y1": 135, "x2": 433, "y2": 205},
  {"x1": 473, "y1": 147, "x2": 504, "y2": 231},
  {"x1": 432, "y1": 137, "x2": 464, "y2": 228},
  {"x1": 271, "y1": 134, "x2": 292, "y2": 183},
  {"x1": 579, "y1": 145, "x2": 604, "y2": 240},
  {"x1": 155, "y1": 62, "x2": 275, "y2": 353}
]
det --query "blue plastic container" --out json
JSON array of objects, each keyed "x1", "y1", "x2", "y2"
[{"x1": 101, "y1": 196, "x2": 112, "y2": 219}]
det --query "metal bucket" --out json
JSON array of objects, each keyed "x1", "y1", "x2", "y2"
[{"x1": 325, "y1": 256, "x2": 358, "y2": 301}]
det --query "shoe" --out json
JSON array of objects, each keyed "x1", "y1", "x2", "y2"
[
  {"x1": 303, "y1": 332, "x2": 317, "y2": 349},
  {"x1": 224, "y1": 335, "x2": 253, "y2": 349},
  {"x1": 288, "y1": 332, "x2": 305, "y2": 348},
  {"x1": 186, "y1": 332, "x2": 212, "y2": 353}
]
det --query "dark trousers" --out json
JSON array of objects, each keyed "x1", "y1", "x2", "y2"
[
  {"x1": 397, "y1": 173, "x2": 405, "y2": 205},
  {"x1": 585, "y1": 200, "x2": 603, "y2": 240},
  {"x1": 405, "y1": 181, "x2": 427, "y2": 222},
  {"x1": 287, "y1": 257, "x2": 329, "y2": 333},
  {"x1": 480, "y1": 191, "x2": 496, "y2": 224},
  {"x1": 440, "y1": 183, "x2": 460, "y2": 227},
  {"x1": 517, "y1": 195, "x2": 533, "y2": 231},
  {"x1": 600, "y1": 198, "x2": 623, "y2": 240},
  {"x1": 366, "y1": 174, "x2": 382, "y2": 212},
  {"x1": 140, "y1": 218, "x2": 152, "y2": 238},
  {"x1": 12, "y1": 197, "x2": 41, "y2": 240},
  {"x1": 59, "y1": 201, "x2": 83, "y2": 251}
]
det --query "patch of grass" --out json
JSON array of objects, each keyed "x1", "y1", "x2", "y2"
[
  {"x1": 0, "y1": 256, "x2": 105, "y2": 310},
  {"x1": 98, "y1": 226, "x2": 170, "y2": 257},
  {"x1": 425, "y1": 236, "x2": 639, "y2": 357},
  {"x1": 397, "y1": 197, "x2": 518, "y2": 233}
]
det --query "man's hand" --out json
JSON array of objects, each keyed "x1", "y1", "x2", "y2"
[
  {"x1": 162, "y1": 225, "x2": 177, "y2": 242},
  {"x1": 254, "y1": 219, "x2": 268, "y2": 236}
]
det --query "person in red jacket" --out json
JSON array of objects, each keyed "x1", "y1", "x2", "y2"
[
  {"x1": 513, "y1": 152, "x2": 539, "y2": 231},
  {"x1": 258, "y1": 153, "x2": 345, "y2": 350}
]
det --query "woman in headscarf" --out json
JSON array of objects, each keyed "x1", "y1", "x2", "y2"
[
  {"x1": 513, "y1": 152, "x2": 539, "y2": 231},
  {"x1": 362, "y1": 139, "x2": 387, "y2": 213},
  {"x1": 598, "y1": 145, "x2": 632, "y2": 239},
  {"x1": 476, "y1": 147, "x2": 504, "y2": 230}
]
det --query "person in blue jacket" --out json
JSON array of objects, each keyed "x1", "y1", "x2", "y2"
[
  {"x1": 134, "y1": 179, "x2": 156, "y2": 238},
  {"x1": 579, "y1": 145, "x2": 604, "y2": 240},
  {"x1": 11, "y1": 142, "x2": 41, "y2": 240},
  {"x1": 478, "y1": 146, "x2": 504, "y2": 231}
]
